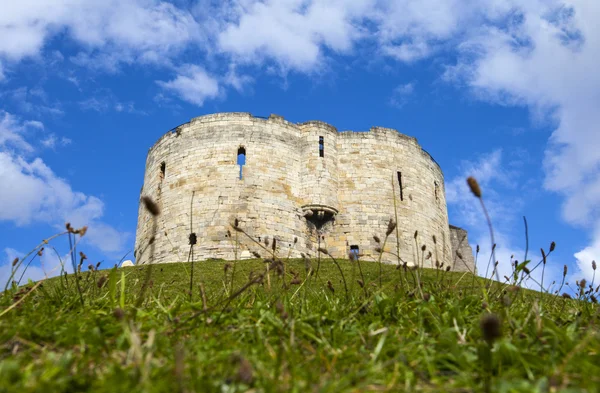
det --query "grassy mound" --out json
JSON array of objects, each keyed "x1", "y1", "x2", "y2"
[{"x1": 1, "y1": 257, "x2": 599, "y2": 392}]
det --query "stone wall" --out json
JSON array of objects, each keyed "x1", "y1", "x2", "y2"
[
  {"x1": 134, "y1": 112, "x2": 475, "y2": 272},
  {"x1": 449, "y1": 225, "x2": 476, "y2": 273}
]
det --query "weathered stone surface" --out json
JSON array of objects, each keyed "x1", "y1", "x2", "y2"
[
  {"x1": 449, "y1": 225, "x2": 476, "y2": 273},
  {"x1": 134, "y1": 112, "x2": 475, "y2": 272}
]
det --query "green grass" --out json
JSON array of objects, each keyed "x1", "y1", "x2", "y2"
[{"x1": 1, "y1": 253, "x2": 599, "y2": 393}]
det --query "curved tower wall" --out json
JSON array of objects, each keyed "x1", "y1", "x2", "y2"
[
  {"x1": 298, "y1": 121, "x2": 340, "y2": 211},
  {"x1": 135, "y1": 113, "x2": 307, "y2": 264},
  {"x1": 135, "y1": 112, "x2": 468, "y2": 270},
  {"x1": 329, "y1": 127, "x2": 451, "y2": 266}
]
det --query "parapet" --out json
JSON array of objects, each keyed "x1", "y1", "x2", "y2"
[
  {"x1": 297, "y1": 120, "x2": 338, "y2": 134},
  {"x1": 147, "y1": 113, "x2": 442, "y2": 176}
]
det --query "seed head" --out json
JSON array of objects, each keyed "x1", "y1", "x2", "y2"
[
  {"x1": 327, "y1": 280, "x2": 335, "y2": 293},
  {"x1": 541, "y1": 248, "x2": 547, "y2": 264},
  {"x1": 88, "y1": 264, "x2": 94, "y2": 271},
  {"x1": 11, "y1": 257, "x2": 18, "y2": 267},
  {"x1": 373, "y1": 235, "x2": 381, "y2": 244},
  {"x1": 79, "y1": 251, "x2": 87, "y2": 261},
  {"x1": 414, "y1": 230, "x2": 418, "y2": 239},
  {"x1": 272, "y1": 238, "x2": 277, "y2": 252},
  {"x1": 476, "y1": 245, "x2": 480, "y2": 253},
  {"x1": 141, "y1": 196, "x2": 160, "y2": 216},
  {"x1": 294, "y1": 237, "x2": 298, "y2": 244},
  {"x1": 37, "y1": 247, "x2": 44, "y2": 257},
  {"x1": 523, "y1": 267, "x2": 530, "y2": 275},
  {"x1": 234, "y1": 218, "x2": 239, "y2": 228},
  {"x1": 562, "y1": 293, "x2": 572, "y2": 299},
  {"x1": 579, "y1": 279, "x2": 587, "y2": 289},
  {"x1": 563, "y1": 265, "x2": 568, "y2": 277},
  {"x1": 318, "y1": 247, "x2": 328, "y2": 255},
  {"x1": 386, "y1": 219, "x2": 396, "y2": 236},
  {"x1": 235, "y1": 356, "x2": 254, "y2": 385},
  {"x1": 446, "y1": 266, "x2": 451, "y2": 272},
  {"x1": 467, "y1": 177, "x2": 482, "y2": 198},
  {"x1": 251, "y1": 251, "x2": 261, "y2": 259},
  {"x1": 97, "y1": 275, "x2": 108, "y2": 288},
  {"x1": 189, "y1": 232, "x2": 197, "y2": 245},
  {"x1": 549, "y1": 241, "x2": 556, "y2": 252},
  {"x1": 480, "y1": 314, "x2": 502, "y2": 344},
  {"x1": 432, "y1": 235, "x2": 437, "y2": 244},
  {"x1": 75, "y1": 226, "x2": 88, "y2": 236},
  {"x1": 456, "y1": 251, "x2": 463, "y2": 260},
  {"x1": 421, "y1": 244, "x2": 426, "y2": 252},
  {"x1": 275, "y1": 301, "x2": 288, "y2": 320},
  {"x1": 113, "y1": 308, "x2": 125, "y2": 321},
  {"x1": 593, "y1": 260, "x2": 597, "y2": 271}
]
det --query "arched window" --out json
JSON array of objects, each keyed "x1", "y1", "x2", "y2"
[
  {"x1": 160, "y1": 162, "x2": 166, "y2": 180},
  {"x1": 237, "y1": 147, "x2": 246, "y2": 180}
]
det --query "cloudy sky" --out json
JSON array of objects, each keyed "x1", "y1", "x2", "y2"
[{"x1": 1, "y1": 0, "x2": 598, "y2": 291}]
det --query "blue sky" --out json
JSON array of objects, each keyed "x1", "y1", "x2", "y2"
[{"x1": 1, "y1": 0, "x2": 598, "y2": 291}]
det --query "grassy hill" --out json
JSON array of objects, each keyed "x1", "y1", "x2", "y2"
[{"x1": 1, "y1": 251, "x2": 599, "y2": 392}]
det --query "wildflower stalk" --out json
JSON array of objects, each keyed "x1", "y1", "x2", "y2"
[{"x1": 391, "y1": 173, "x2": 401, "y2": 267}]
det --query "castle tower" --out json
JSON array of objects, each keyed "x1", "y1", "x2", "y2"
[{"x1": 134, "y1": 112, "x2": 475, "y2": 272}]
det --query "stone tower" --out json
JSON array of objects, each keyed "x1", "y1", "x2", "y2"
[{"x1": 134, "y1": 112, "x2": 475, "y2": 272}]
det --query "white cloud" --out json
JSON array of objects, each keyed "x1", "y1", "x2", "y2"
[
  {"x1": 217, "y1": 0, "x2": 372, "y2": 73},
  {"x1": 0, "y1": 111, "x2": 35, "y2": 152},
  {"x1": 0, "y1": 247, "x2": 76, "y2": 287},
  {"x1": 0, "y1": 87, "x2": 64, "y2": 116},
  {"x1": 41, "y1": 134, "x2": 72, "y2": 150},
  {"x1": 0, "y1": 248, "x2": 46, "y2": 287},
  {"x1": 445, "y1": 0, "x2": 600, "y2": 284},
  {"x1": 0, "y1": 0, "x2": 201, "y2": 69},
  {"x1": 446, "y1": 150, "x2": 523, "y2": 272},
  {"x1": 79, "y1": 97, "x2": 111, "y2": 112},
  {"x1": 446, "y1": 149, "x2": 563, "y2": 289},
  {"x1": 389, "y1": 82, "x2": 416, "y2": 108},
  {"x1": 157, "y1": 64, "x2": 220, "y2": 106},
  {"x1": 0, "y1": 112, "x2": 128, "y2": 254}
]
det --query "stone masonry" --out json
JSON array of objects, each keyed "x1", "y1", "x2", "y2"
[{"x1": 134, "y1": 112, "x2": 475, "y2": 272}]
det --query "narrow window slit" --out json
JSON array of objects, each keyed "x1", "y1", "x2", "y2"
[
  {"x1": 319, "y1": 136, "x2": 324, "y2": 158},
  {"x1": 237, "y1": 147, "x2": 246, "y2": 180},
  {"x1": 397, "y1": 171, "x2": 403, "y2": 201},
  {"x1": 160, "y1": 162, "x2": 166, "y2": 180}
]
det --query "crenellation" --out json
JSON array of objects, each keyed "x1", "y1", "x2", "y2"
[{"x1": 134, "y1": 112, "x2": 475, "y2": 272}]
